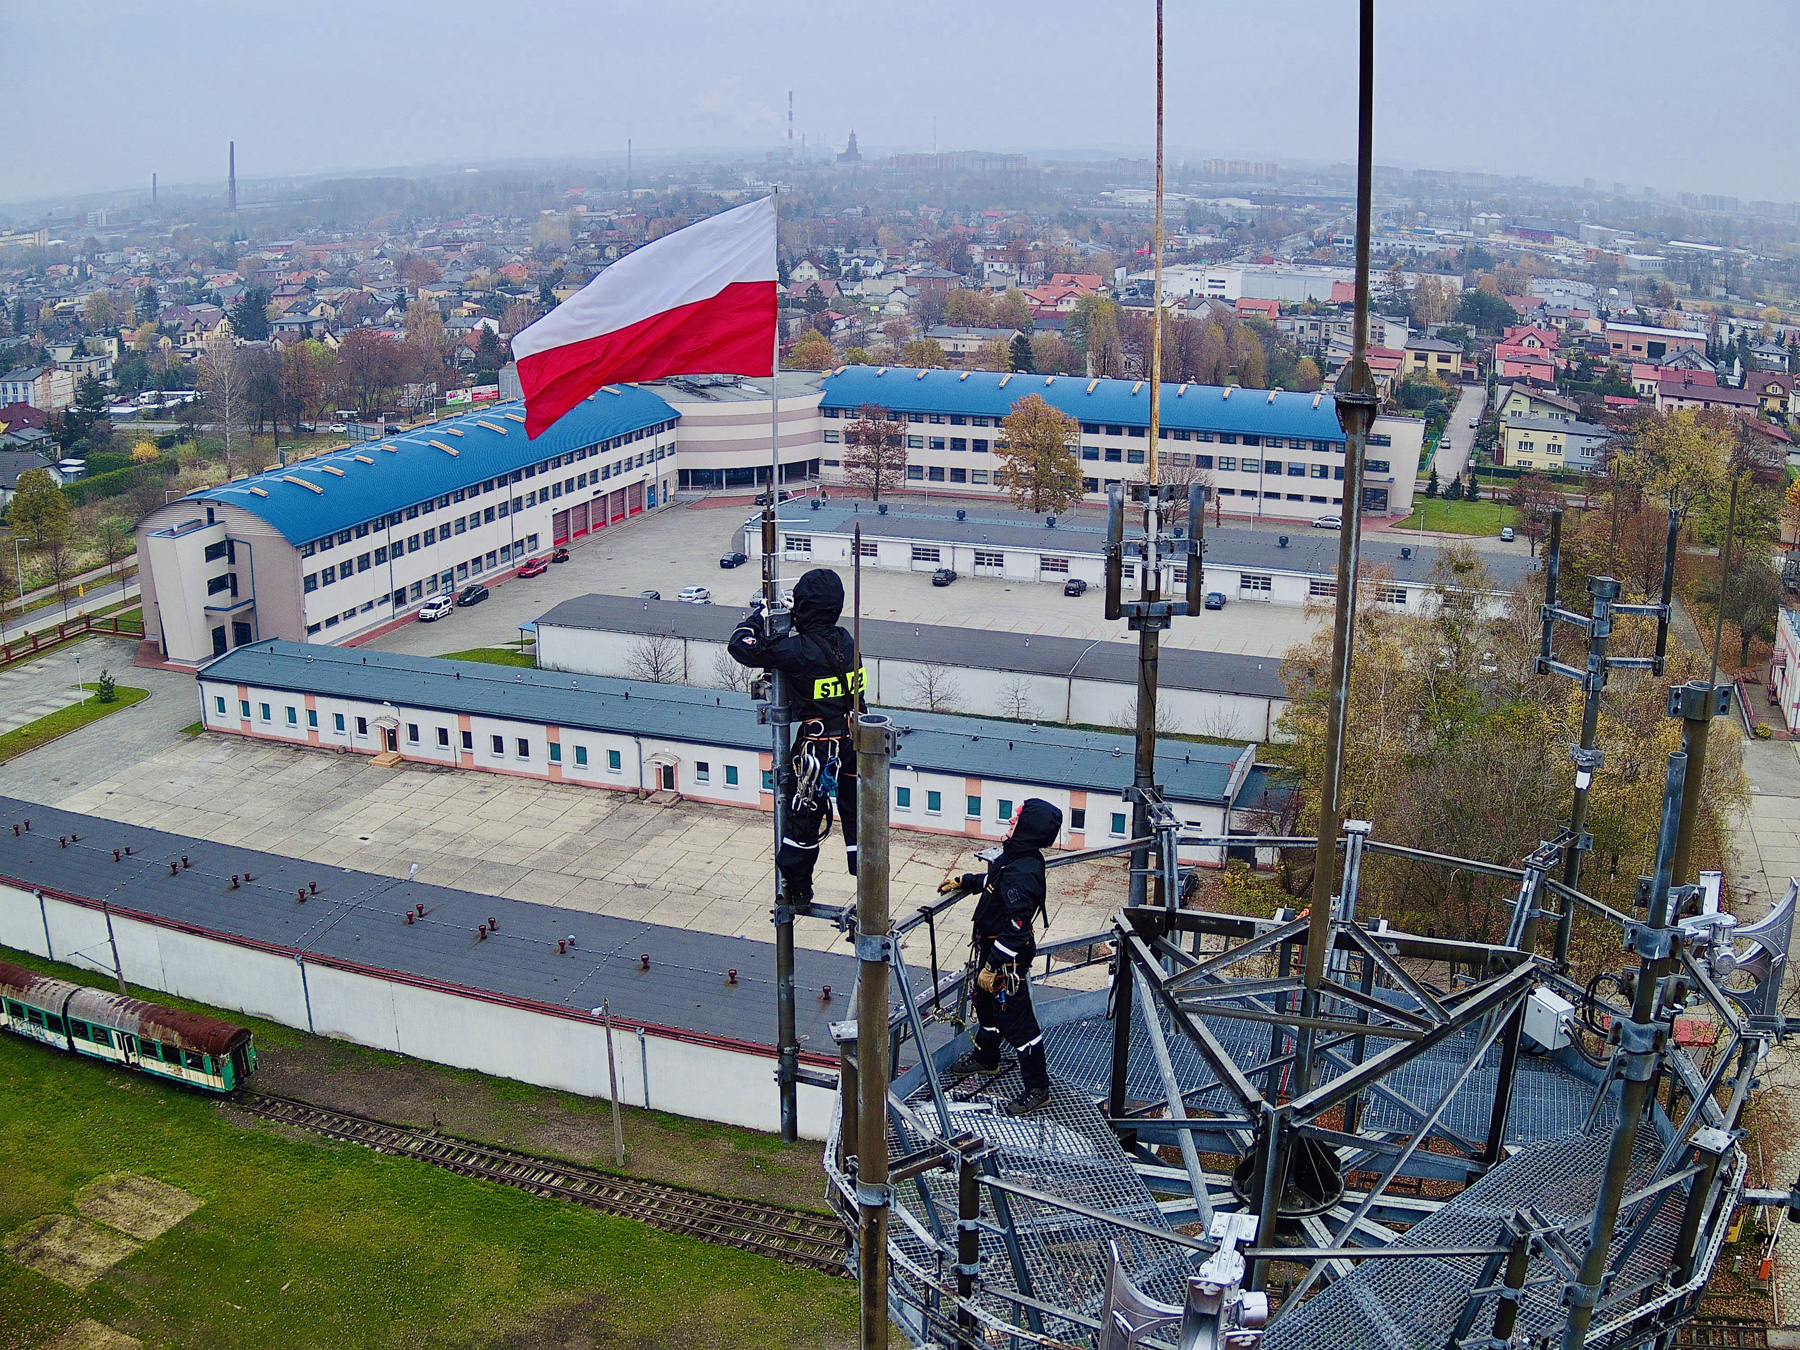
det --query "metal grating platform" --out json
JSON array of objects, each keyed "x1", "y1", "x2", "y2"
[{"x1": 1264, "y1": 1127, "x2": 1675, "y2": 1350}]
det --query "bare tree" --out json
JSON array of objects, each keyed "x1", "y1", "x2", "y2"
[
  {"x1": 997, "y1": 675, "x2": 1040, "y2": 721},
  {"x1": 197, "y1": 344, "x2": 245, "y2": 478},
  {"x1": 626, "y1": 632, "x2": 684, "y2": 684},
  {"x1": 1115, "y1": 694, "x2": 1178, "y2": 737},
  {"x1": 905, "y1": 661, "x2": 962, "y2": 713},
  {"x1": 712, "y1": 646, "x2": 752, "y2": 693},
  {"x1": 843, "y1": 403, "x2": 907, "y2": 501}
]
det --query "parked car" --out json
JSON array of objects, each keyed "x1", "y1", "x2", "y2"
[
  {"x1": 515, "y1": 556, "x2": 549, "y2": 578},
  {"x1": 1499, "y1": 526, "x2": 1516, "y2": 542},
  {"x1": 550, "y1": 546, "x2": 570, "y2": 563},
  {"x1": 754, "y1": 489, "x2": 797, "y2": 506},
  {"x1": 1312, "y1": 514, "x2": 1342, "y2": 530},
  {"x1": 1063, "y1": 577, "x2": 1089, "y2": 597},
  {"x1": 677, "y1": 585, "x2": 712, "y2": 604},
  {"x1": 418, "y1": 595, "x2": 455, "y2": 622},
  {"x1": 1468, "y1": 417, "x2": 1479, "y2": 427},
  {"x1": 456, "y1": 583, "x2": 489, "y2": 607},
  {"x1": 638, "y1": 590, "x2": 661, "y2": 601},
  {"x1": 719, "y1": 551, "x2": 749, "y2": 569},
  {"x1": 931, "y1": 568, "x2": 958, "y2": 587},
  {"x1": 1204, "y1": 592, "x2": 1227, "y2": 611}
]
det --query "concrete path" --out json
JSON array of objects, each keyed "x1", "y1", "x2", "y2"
[{"x1": 1432, "y1": 382, "x2": 1486, "y2": 484}]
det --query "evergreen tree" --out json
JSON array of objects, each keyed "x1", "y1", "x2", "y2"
[
  {"x1": 1009, "y1": 332, "x2": 1035, "y2": 373},
  {"x1": 1425, "y1": 466, "x2": 1440, "y2": 498},
  {"x1": 228, "y1": 284, "x2": 272, "y2": 341}
]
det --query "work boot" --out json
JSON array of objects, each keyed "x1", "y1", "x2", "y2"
[
  {"x1": 946, "y1": 1050, "x2": 1004, "y2": 1077},
  {"x1": 1003, "y1": 1085, "x2": 1051, "y2": 1116}
]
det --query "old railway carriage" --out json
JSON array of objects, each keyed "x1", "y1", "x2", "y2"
[{"x1": 0, "y1": 961, "x2": 256, "y2": 1091}]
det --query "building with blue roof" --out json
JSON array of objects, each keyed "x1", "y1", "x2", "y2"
[
  {"x1": 197, "y1": 640, "x2": 1263, "y2": 861},
  {"x1": 816, "y1": 365, "x2": 1421, "y2": 524},
  {"x1": 136, "y1": 391, "x2": 682, "y2": 665}
]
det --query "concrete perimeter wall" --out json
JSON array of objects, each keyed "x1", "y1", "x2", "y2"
[{"x1": 0, "y1": 880, "x2": 837, "y2": 1140}]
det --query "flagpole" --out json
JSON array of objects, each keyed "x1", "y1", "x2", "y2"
[{"x1": 764, "y1": 187, "x2": 801, "y2": 1143}]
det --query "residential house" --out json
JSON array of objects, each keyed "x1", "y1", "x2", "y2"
[
  {"x1": 1749, "y1": 342, "x2": 1789, "y2": 373},
  {"x1": 1744, "y1": 371, "x2": 1793, "y2": 420},
  {"x1": 1496, "y1": 384, "x2": 1580, "y2": 426},
  {"x1": 1654, "y1": 380, "x2": 1763, "y2": 415},
  {"x1": 1495, "y1": 347, "x2": 1556, "y2": 384},
  {"x1": 0, "y1": 403, "x2": 50, "y2": 437},
  {"x1": 0, "y1": 451, "x2": 62, "y2": 505},
  {"x1": 1401, "y1": 334, "x2": 1465, "y2": 382},
  {"x1": 1233, "y1": 298, "x2": 1280, "y2": 322},
  {"x1": 1499, "y1": 416, "x2": 1613, "y2": 472},
  {"x1": 0, "y1": 366, "x2": 75, "y2": 411},
  {"x1": 906, "y1": 266, "x2": 961, "y2": 301},
  {"x1": 924, "y1": 325, "x2": 1021, "y2": 357}
]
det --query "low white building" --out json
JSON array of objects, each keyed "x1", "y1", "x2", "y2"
[
  {"x1": 196, "y1": 641, "x2": 1275, "y2": 864},
  {"x1": 534, "y1": 595, "x2": 1291, "y2": 742},
  {"x1": 739, "y1": 503, "x2": 1530, "y2": 613}
]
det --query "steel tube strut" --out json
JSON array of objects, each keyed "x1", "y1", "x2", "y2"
[{"x1": 854, "y1": 714, "x2": 893, "y2": 1350}]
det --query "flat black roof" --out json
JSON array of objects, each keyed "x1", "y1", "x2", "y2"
[
  {"x1": 536, "y1": 595, "x2": 1289, "y2": 701},
  {"x1": 0, "y1": 796, "x2": 871, "y2": 1064}
]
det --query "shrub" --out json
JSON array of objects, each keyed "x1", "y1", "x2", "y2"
[{"x1": 96, "y1": 669, "x2": 116, "y2": 703}]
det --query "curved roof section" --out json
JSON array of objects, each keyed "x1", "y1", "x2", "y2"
[
  {"x1": 192, "y1": 388, "x2": 679, "y2": 545},
  {"x1": 820, "y1": 366, "x2": 1348, "y2": 443}
]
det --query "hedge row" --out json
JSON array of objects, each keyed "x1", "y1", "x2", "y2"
[{"x1": 61, "y1": 457, "x2": 179, "y2": 507}]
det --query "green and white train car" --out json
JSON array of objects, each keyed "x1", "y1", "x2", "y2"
[{"x1": 0, "y1": 959, "x2": 256, "y2": 1091}]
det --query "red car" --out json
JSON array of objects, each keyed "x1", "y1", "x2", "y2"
[{"x1": 516, "y1": 556, "x2": 549, "y2": 578}]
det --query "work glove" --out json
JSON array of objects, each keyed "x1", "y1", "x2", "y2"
[{"x1": 937, "y1": 876, "x2": 968, "y2": 896}]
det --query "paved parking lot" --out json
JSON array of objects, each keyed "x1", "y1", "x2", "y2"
[{"x1": 371, "y1": 497, "x2": 1324, "y2": 661}]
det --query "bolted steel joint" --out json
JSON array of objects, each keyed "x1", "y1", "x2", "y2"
[
  {"x1": 853, "y1": 931, "x2": 893, "y2": 963},
  {"x1": 1667, "y1": 681, "x2": 1732, "y2": 721},
  {"x1": 854, "y1": 1180, "x2": 892, "y2": 1208}
]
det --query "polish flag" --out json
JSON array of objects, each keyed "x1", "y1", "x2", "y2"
[{"x1": 512, "y1": 196, "x2": 777, "y2": 437}]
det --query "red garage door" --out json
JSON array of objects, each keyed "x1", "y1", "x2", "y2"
[
  {"x1": 609, "y1": 489, "x2": 627, "y2": 523},
  {"x1": 571, "y1": 500, "x2": 589, "y2": 538},
  {"x1": 552, "y1": 509, "x2": 570, "y2": 545},
  {"x1": 627, "y1": 482, "x2": 644, "y2": 516}
]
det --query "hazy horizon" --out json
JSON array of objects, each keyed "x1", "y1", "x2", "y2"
[{"x1": 10, "y1": 0, "x2": 1799, "y2": 208}]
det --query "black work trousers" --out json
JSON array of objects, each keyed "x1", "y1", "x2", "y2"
[
  {"x1": 775, "y1": 742, "x2": 858, "y2": 904},
  {"x1": 970, "y1": 947, "x2": 1049, "y2": 1093}
]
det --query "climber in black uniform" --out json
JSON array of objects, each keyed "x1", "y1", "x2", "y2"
[
  {"x1": 940, "y1": 798, "x2": 1062, "y2": 1116},
  {"x1": 727, "y1": 568, "x2": 863, "y2": 905}
]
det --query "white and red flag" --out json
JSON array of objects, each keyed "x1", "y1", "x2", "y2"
[{"x1": 511, "y1": 195, "x2": 777, "y2": 437}]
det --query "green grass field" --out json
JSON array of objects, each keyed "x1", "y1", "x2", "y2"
[
  {"x1": 1391, "y1": 498, "x2": 1518, "y2": 536},
  {"x1": 0, "y1": 949, "x2": 856, "y2": 1349},
  {"x1": 441, "y1": 647, "x2": 536, "y2": 668},
  {"x1": 0, "y1": 684, "x2": 147, "y2": 767}
]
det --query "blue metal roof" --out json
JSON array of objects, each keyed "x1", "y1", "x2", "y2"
[
  {"x1": 190, "y1": 388, "x2": 679, "y2": 545},
  {"x1": 819, "y1": 366, "x2": 1348, "y2": 443},
  {"x1": 201, "y1": 641, "x2": 1253, "y2": 808}
]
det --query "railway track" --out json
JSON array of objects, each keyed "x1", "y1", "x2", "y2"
[{"x1": 234, "y1": 1092, "x2": 848, "y2": 1276}]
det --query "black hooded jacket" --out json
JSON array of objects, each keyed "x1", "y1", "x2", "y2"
[
  {"x1": 727, "y1": 569, "x2": 863, "y2": 731},
  {"x1": 967, "y1": 798, "x2": 1063, "y2": 964}
]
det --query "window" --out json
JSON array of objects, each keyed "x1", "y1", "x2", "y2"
[
  {"x1": 966, "y1": 795, "x2": 981, "y2": 818},
  {"x1": 1309, "y1": 578, "x2": 1337, "y2": 598},
  {"x1": 1287, "y1": 463, "x2": 1305, "y2": 477},
  {"x1": 695, "y1": 761, "x2": 710, "y2": 784},
  {"x1": 549, "y1": 742, "x2": 561, "y2": 763},
  {"x1": 516, "y1": 738, "x2": 530, "y2": 758},
  {"x1": 208, "y1": 574, "x2": 231, "y2": 595},
  {"x1": 1104, "y1": 447, "x2": 1122, "y2": 463},
  {"x1": 406, "y1": 723, "x2": 420, "y2": 743},
  {"x1": 906, "y1": 464, "x2": 924, "y2": 479},
  {"x1": 574, "y1": 745, "x2": 588, "y2": 766},
  {"x1": 949, "y1": 467, "x2": 966, "y2": 483},
  {"x1": 1070, "y1": 808, "x2": 1087, "y2": 831},
  {"x1": 926, "y1": 790, "x2": 942, "y2": 814},
  {"x1": 307, "y1": 709, "x2": 318, "y2": 729},
  {"x1": 1127, "y1": 449, "x2": 1145, "y2": 464},
  {"x1": 785, "y1": 535, "x2": 811, "y2": 553},
  {"x1": 972, "y1": 470, "x2": 989, "y2": 484},
  {"x1": 907, "y1": 436, "x2": 924, "y2": 451},
  {"x1": 1217, "y1": 455, "x2": 1236, "y2": 471},
  {"x1": 762, "y1": 769, "x2": 774, "y2": 791},
  {"x1": 950, "y1": 437, "x2": 966, "y2": 451},
  {"x1": 1366, "y1": 459, "x2": 1390, "y2": 474},
  {"x1": 928, "y1": 466, "x2": 945, "y2": 481},
  {"x1": 458, "y1": 730, "x2": 472, "y2": 751},
  {"x1": 356, "y1": 717, "x2": 368, "y2": 735},
  {"x1": 911, "y1": 545, "x2": 941, "y2": 564},
  {"x1": 896, "y1": 786, "x2": 912, "y2": 809},
  {"x1": 374, "y1": 545, "x2": 387, "y2": 564},
  {"x1": 214, "y1": 696, "x2": 226, "y2": 714},
  {"x1": 335, "y1": 713, "x2": 346, "y2": 732},
  {"x1": 1039, "y1": 556, "x2": 1069, "y2": 574},
  {"x1": 1081, "y1": 447, "x2": 1099, "y2": 461},
  {"x1": 1196, "y1": 454, "x2": 1214, "y2": 470},
  {"x1": 857, "y1": 539, "x2": 878, "y2": 558},
  {"x1": 997, "y1": 799, "x2": 1013, "y2": 821},
  {"x1": 436, "y1": 726, "x2": 450, "y2": 747},
  {"x1": 607, "y1": 748, "x2": 622, "y2": 771},
  {"x1": 1377, "y1": 584, "x2": 1409, "y2": 605},
  {"x1": 1312, "y1": 463, "x2": 1330, "y2": 479},
  {"x1": 724, "y1": 764, "x2": 738, "y2": 786},
  {"x1": 972, "y1": 439, "x2": 989, "y2": 453},
  {"x1": 491, "y1": 735, "x2": 504, "y2": 755},
  {"x1": 357, "y1": 552, "x2": 372, "y2": 572},
  {"x1": 1111, "y1": 813, "x2": 1127, "y2": 836},
  {"x1": 1242, "y1": 458, "x2": 1261, "y2": 474},
  {"x1": 259, "y1": 703, "x2": 271, "y2": 721},
  {"x1": 974, "y1": 550, "x2": 1003, "y2": 568},
  {"x1": 1241, "y1": 574, "x2": 1273, "y2": 592},
  {"x1": 304, "y1": 573, "x2": 318, "y2": 593}
]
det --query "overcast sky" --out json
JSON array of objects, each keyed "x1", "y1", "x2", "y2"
[{"x1": 9, "y1": 1, "x2": 1797, "y2": 207}]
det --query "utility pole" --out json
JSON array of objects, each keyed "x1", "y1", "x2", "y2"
[
  {"x1": 229, "y1": 141, "x2": 237, "y2": 213},
  {"x1": 853, "y1": 712, "x2": 893, "y2": 1350}
]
